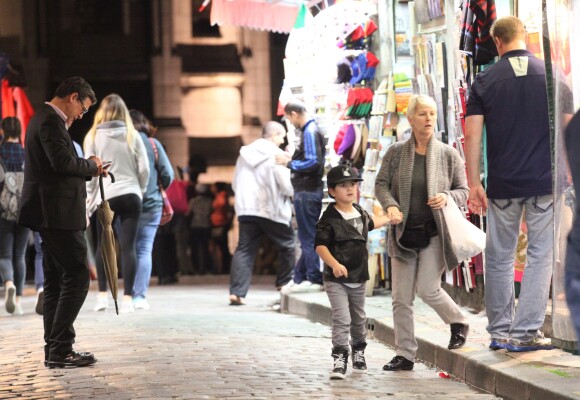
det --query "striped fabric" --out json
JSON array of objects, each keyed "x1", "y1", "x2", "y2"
[{"x1": 459, "y1": 0, "x2": 498, "y2": 65}]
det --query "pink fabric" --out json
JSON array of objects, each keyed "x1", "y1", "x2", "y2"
[{"x1": 211, "y1": 0, "x2": 300, "y2": 33}]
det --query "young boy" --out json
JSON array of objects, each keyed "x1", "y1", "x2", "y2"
[{"x1": 315, "y1": 165, "x2": 391, "y2": 380}]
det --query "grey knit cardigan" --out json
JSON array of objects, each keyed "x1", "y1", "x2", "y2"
[{"x1": 374, "y1": 135, "x2": 469, "y2": 271}]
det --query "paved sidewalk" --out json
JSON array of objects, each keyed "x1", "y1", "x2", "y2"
[
  {"x1": 281, "y1": 288, "x2": 580, "y2": 400},
  {"x1": 0, "y1": 276, "x2": 497, "y2": 399}
]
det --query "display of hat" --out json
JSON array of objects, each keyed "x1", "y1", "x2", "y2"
[
  {"x1": 327, "y1": 165, "x2": 363, "y2": 186},
  {"x1": 349, "y1": 54, "x2": 367, "y2": 85},
  {"x1": 333, "y1": 124, "x2": 348, "y2": 153},
  {"x1": 364, "y1": 19, "x2": 378, "y2": 37},
  {"x1": 360, "y1": 123, "x2": 369, "y2": 158},
  {"x1": 360, "y1": 52, "x2": 379, "y2": 82},
  {"x1": 348, "y1": 124, "x2": 363, "y2": 162},
  {"x1": 336, "y1": 56, "x2": 354, "y2": 84},
  {"x1": 337, "y1": 124, "x2": 356, "y2": 157}
]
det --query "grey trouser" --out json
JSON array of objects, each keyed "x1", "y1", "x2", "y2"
[
  {"x1": 485, "y1": 196, "x2": 553, "y2": 342},
  {"x1": 324, "y1": 280, "x2": 367, "y2": 351},
  {"x1": 391, "y1": 236, "x2": 467, "y2": 360}
]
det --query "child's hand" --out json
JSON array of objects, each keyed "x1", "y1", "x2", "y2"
[
  {"x1": 332, "y1": 264, "x2": 348, "y2": 278},
  {"x1": 386, "y1": 206, "x2": 403, "y2": 224}
]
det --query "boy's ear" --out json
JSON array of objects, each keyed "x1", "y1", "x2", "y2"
[{"x1": 328, "y1": 187, "x2": 335, "y2": 198}]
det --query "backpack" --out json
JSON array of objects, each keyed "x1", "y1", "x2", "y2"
[{"x1": 0, "y1": 160, "x2": 24, "y2": 221}]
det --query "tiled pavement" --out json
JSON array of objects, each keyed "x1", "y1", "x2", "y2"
[
  {"x1": 281, "y1": 285, "x2": 580, "y2": 400},
  {"x1": 0, "y1": 276, "x2": 498, "y2": 400}
]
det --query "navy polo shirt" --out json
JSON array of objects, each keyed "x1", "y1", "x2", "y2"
[{"x1": 466, "y1": 49, "x2": 551, "y2": 199}]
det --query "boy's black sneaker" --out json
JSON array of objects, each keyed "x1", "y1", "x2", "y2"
[
  {"x1": 330, "y1": 349, "x2": 348, "y2": 380},
  {"x1": 351, "y1": 342, "x2": 367, "y2": 372}
]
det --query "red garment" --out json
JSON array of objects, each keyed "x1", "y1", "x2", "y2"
[
  {"x1": 13, "y1": 87, "x2": 34, "y2": 143},
  {"x1": 1, "y1": 79, "x2": 15, "y2": 117},
  {"x1": 210, "y1": 190, "x2": 229, "y2": 227}
]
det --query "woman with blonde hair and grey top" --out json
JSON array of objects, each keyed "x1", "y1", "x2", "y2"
[
  {"x1": 375, "y1": 94, "x2": 469, "y2": 371},
  {"x1": 84, "y1": 94, "x2": 149, "y2": 313}
]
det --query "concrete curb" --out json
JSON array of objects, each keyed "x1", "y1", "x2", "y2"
[{"x1": 281, "y1": 292, "x2": 580, "y2": 400}]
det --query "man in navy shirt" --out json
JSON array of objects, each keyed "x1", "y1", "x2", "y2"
[
  {"x1": 276, "y1": 100, "x2": 326, "y2": 293},
  {"x1": 465, "y1": 16, "x2": 554, "y2": 352}
]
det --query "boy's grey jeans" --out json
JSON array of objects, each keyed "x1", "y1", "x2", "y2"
[{"x1": 324, "y1": 281, "x2": 367, "y2": 351}]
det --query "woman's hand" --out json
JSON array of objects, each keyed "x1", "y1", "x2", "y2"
[
  {"x1": 427, "y1": 193, "x2": 447, "y2": 209},
  {"x1": 386, "y1": 206, "x2": 403, "y2": 224}
]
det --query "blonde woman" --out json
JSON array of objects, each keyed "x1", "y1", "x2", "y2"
[
  {"x1": 84, "y1": 94, "x2": 149, "y2": 313},
  {"x1": 375, "y1": 94, "x2": 469, "y2": 371}
]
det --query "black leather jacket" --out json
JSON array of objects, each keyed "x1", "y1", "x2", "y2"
[{"x1": 315, "y1": 203, "x2": 374, "y2": 284}]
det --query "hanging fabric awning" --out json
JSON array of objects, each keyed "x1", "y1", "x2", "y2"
[{"x1": 210, "y1": 0, "x2": 302, "y2": 33}]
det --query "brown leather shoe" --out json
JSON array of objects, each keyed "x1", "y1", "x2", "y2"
[
  {"x1": 46, "y1": 351, "x2": 97, "y2": 368},
  {"x1": 383, "y1": 356, "x2": 414, "y2": 371}
]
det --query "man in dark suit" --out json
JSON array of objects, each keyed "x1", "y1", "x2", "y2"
[{"x1": 18, "y1": 76, "x2": 104, "y2": 368}]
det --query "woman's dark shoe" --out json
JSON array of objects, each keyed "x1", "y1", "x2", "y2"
[
  {"x1": 382, "y1": 355, "x2": 414, "y2": 371},
  {"x1": 448, "y1": 323, "x2": 469, "y2": 350}
]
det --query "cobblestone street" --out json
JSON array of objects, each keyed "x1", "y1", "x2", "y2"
[{"x1": 0, "y1": 277, "x2": 498, "y2": 399}]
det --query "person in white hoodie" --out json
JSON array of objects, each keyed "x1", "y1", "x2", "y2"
[
  {"x1": 84, "y1": 94, "x2": 149, "y2": 313},
  {"x1": 228, "y1": 121, "x2": 295, "y2": 305}
]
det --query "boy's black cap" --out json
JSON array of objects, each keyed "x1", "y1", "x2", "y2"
[{"x1": 327, "y1": 165, "x2": 363, "y2": 186}]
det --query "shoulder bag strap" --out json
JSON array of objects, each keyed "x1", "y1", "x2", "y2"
[{"x1": 148, "y1": 137, "x2": 164, "y2": 189}]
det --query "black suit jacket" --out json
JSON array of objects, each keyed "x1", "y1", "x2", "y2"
[{"x1": 18, "y1": 104, "x2": 98, "y2": 231}]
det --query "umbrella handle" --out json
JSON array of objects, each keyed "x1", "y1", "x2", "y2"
[{"x1": 98, "y1": 172, "x2": 116, "y2": 202}]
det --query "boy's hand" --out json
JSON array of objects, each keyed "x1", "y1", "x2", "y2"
[
  {"x1": 386, "y1": 206, "x2": 403, "y2": 224},
  {"x1": 332, "y1": 264, "x2": 348, "y2": 278}
]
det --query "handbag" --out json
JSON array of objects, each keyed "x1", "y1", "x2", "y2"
[
  {"x1": 441, "y1": 196, "x2": 486, "y2": 262},
  {"x1": 149, "y1": 138, "x2": 174, "y2": 225},
  {"x1": 400, "y1": 219, "x2": 437, "y2": 250},
  {"x1": 0, "y1": 157, "x2": 24, "y2": 222}
]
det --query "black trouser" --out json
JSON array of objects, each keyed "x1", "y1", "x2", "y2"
[
  {"x1": 39, "y1": 228, "x2": 90, "y2": 359},
  {"x1": 190, "y1": 227, "x2": 212, "y2": 274},
  {"x1": 95, "y1": 193, "x2": 142, "y2": 295},
  {"x1": 229, "y1": 217, "x2": 295, "y2": 298}
]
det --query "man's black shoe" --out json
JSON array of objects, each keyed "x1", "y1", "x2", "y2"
[
  {"x1": 46, "y1": 351, "x2": 97, "y2": 368},
  {"x1": 382, "y1": 356, "x2": 414, "y2": 371},
  {"x1": 448, "y1": 323, "x2": 469, "y2": 350}
]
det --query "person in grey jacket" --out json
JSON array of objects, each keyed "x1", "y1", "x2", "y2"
[
  {"x1": 375, "y1": 95, "x2": 469, "y2": 371},
  {"x1": 84, "y1": 94, "x2": 150, "y2": 313},
  {"x1": 130, "y1": 110, "x2": 174, "y2": 310},
  {"x1": 229, "y1": 121, "x2": 295, "y2": 305}
]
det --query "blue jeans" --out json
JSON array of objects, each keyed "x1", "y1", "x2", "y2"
[
  {"x1": 230, "y1": 217, "x2": 295, "y2": 298},
  {"x1": 133, "y1": 207, "x2": 162, "y2": 299},
  {"x1": 565, "y1": 217, "x2": 580, "y2": 344},
  {"x1": 34, "y1": 232, "x2": 45, "y2": 291},
  {"x1": 485, "y1": 195, "x2": 554, "y2": 342},
  {"x1": 0, "y1": 217, "x2": 30, "y2": 296},
  {"x1": 293, "y1": 190, "x2": 323, "y2": 284}
]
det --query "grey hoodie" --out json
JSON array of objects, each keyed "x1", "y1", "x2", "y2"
[
  {"x1": 85, "y1": 121, "x2": 150, "y2": 216},
  {"x1": 232, "y1": 138, "x2": 293, "y2": 225}
]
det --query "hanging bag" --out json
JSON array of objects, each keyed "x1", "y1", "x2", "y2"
[
  {"x1": 441, "y1": 196, "x2": 486, "y2": 262},
  {"x1": 148, "y1": 138, "x2": 174, "y2": 225},
  {"x1": 0, "y1": 157, "x2": 24, "y2": 222}
]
